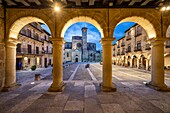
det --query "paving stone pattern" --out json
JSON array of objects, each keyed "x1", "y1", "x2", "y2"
[{"x1": 0, "y1": 63, "x2": 170, "y2": 113}]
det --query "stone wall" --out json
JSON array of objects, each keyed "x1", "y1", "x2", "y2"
[{"x1": 0, "y1": 5, "x2": 5, "y2": 91}]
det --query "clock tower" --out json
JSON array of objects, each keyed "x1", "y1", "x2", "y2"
[{"x1": 82, "y1": 27, "x2": 88, "y2": 62}]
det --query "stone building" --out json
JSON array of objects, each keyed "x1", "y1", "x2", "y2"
[
  {"x1": 112, "y1": 24, "x2": 170, "y2": 70},
  {"x1": 16, "y1": 22, "x2": 53, "y2": 70},
  {"x1": 63, "y1": 27, "x2": 101, "y2": 63}
]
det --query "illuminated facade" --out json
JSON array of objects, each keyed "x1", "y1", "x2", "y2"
[
  {"x1": 63, "y1": 27, "x2": 101, "y2": 63},
  {"x1": 112, "y1": 24, "x2": 170, "y2": 70},
  {"x1": 16, "y1": 22, "x2": 53, "y2": 70}
]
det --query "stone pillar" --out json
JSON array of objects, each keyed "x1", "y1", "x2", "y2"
[
  {"x1": 136, "y1": 58, "x2": 140, "y2": 69},
  {"x1": 125, "y1": 58, "x2": 128, "y2": 67},
  {"x1": 4, "y1": 38, "x2": 20, "y2": 90},
  {"x1": 145, "y1": 59, "x2": 149, "y2": 71},
  {"x1": 130, "y1": 58, "x2": 133, "y2": 68},
  {"x1": 146, "y1": 38, "x2": 170, "y2": 91},
  {"x1": 48, "y1": 38, "x2": 65, "y2": 92},
  {"x1": 100, "y1": 38, "x2": 116, "y2": 92}
]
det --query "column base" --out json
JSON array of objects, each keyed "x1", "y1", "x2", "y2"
[
  {"x1": 145, "y1": 82, "x2": 170, "y2": 91},
  {"x1": 2, "y1": 83, "x2": 21, "y2": 92},
  {"x1": 48, "y1": 82, "x2": 65, "y2": 92},
  {"x1": 100, "y1": 83, "x2": 117, "y2": 92}
]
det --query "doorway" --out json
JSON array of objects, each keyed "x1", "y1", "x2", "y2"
[{"x1": 75, "y1": 58, "x2": 78, "y2": 62}]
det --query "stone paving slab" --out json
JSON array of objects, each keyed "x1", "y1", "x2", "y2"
[
  {"x1": 101, "y1": 104, "x2": 125, "y2": 113},
  {"x1": 64, "y1": 101, "x2": 84, "y2": 111}
]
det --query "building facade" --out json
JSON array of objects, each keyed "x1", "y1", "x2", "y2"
[
  {"x1": 112, "y1": 24, "x2": 170, "y2": 70},
  {"x1": 63, "y1": 27, "x2": 101, "y2": 63},
  {"x1": 16, "y1": 22, "x2": 53, "y2": 70}
]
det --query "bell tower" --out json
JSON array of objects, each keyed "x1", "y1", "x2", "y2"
[{"x1": 82, "y1": 27, "x2": 88, "y2": 62}]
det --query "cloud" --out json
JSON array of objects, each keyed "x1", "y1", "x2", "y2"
[
  {"x1": 63, "y1": 22, "x2": 135, "y2": 50},
  {"x1": 64, "y1": 22, "x2": 102, "y2": 50}
]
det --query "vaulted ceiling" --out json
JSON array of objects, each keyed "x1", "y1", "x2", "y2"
[{"x1": 0, "y1": 0, "x2": 168, "y2": 8}]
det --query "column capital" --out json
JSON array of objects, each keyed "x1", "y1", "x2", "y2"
[
  {"x1": 147, "y1": 38, "x2": 166, "y2": 46},
  {"x1": 6, "y1": 38, "x2": 21, "y2": 48},
  {"x1": 100, "y1": 37, "x2": 115, "y2": 45},
  {"x1": 50, "y1": 38, "x2": 65, "y2": 46}
]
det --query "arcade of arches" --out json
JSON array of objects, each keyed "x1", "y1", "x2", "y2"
[{"x1": 0, "y1": 6, "x2": 170, "y2": 92}]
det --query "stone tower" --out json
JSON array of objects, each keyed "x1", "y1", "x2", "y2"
[{"x1": 82, "y1": 27, "x2": 88, "y2": 62}]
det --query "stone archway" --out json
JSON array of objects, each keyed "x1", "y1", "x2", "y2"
[
  {"x1": 52, "y1": 15, "x2": 116, "y2": 92},
  {"x1": 4, "y1": 16, "x2": 53, "y2": 90},
  {"x1": 114, "y1": 16, "x2": 156, "y2": 39},
  {"x1": 60, "y1": 16, "x2": 104, "y2": 38},
  {"x1": 111, "y1": 13, "x2": 169, "y2": 90}
]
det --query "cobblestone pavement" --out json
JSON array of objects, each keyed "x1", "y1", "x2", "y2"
[{"x1": 1, "y1": 63, "x2": 170, "y2": 113}]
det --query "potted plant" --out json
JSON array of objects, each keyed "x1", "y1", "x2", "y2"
[{"x1": 31, "y1": 65, "x2": 36, "y2": 71}]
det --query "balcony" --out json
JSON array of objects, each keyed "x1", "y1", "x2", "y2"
[
  {"x1": 134, "y1": 47, "x2": 142, "y2": 52},
  {"x1": 135, "y1": 32, "x2": 142, "y2": 37},
  {"x1": 121, "y1": 51, "x2": 125, "y2": 55},
  {"x1": 126, "y1": 48, "x2": 131, "y2": 53},
  {"x1": 19, "y1": 33, "x2": 43, "y2": 42},
  {"x1": 126, "y1": 36, "x2": 131, "y2": 41},
  {"x1": 145, "y1": 44, "x2": 151, "y2": 50},
  {"x1": 16, "y1": 48, "x2": 53, "y2": 55},
  {"x1": 166, "y1": 45, "x2": 170, "y2": 48},
  {"x1": 121, "y1": 42, "x2": 125, "y2": 47}
]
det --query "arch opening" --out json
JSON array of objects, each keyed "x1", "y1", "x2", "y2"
[
  {"x1": 114, "y1": 16, "x2": 156, "y2": 39},
  {"x1": 9, "y1": 16, "x2": 52, "y2": 39},
  {"x1": 61, "y1": 16, "x2": 104, "y2": 38}
]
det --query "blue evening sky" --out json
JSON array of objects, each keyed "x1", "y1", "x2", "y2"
[{"x1": 41, "y1": 22, "x2": 135, "y2": 50}]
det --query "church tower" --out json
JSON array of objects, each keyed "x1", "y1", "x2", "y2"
[{"x1": 82, "y1": 27, "x2": 88, "y2": 62}]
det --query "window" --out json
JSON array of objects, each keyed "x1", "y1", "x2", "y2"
[
  {"x1": 34, "y1": 33, "x2": 39, "y2": 40},
  {"x1": 28, "y1": 44, "x2": 32, "y2": 54},
  {"x1": 46, "y1": 46, "x2": 48, "y2": 53},
  {"x1": 20, "y1": 29, "x2": 26, "y2": 35},
  {"x1": 44, "y1": 35, "x2": 47, "y2": 40},
  {"x1": 36, "y1": 47, "x2": 39, "y2": 54},
  {"x1": 127, "y1": 31, "x2": 131, "y2": 40},
  {"x1": 17, "y1": 44, "x2": 21, "y2": 52},
  {"x1": 28, "y1": 58, "x2": 30, "y2": 64},
  {"x1": 67, "y1": 53, "x2": 69, "y2": 57},
  {"x1": 166, "y1": 40, "x2": 170, "y2": 48},
  {"x1": 128, "y1": 44, "x2": 131, "y2": 52},
  {"x1": 27, "y1": 29, "x2": 31, "y2": 37},
  {"x1": 137, "y1": 41, "x2": 141, "y2": 50},
  {"x1": 136, "y1": 26, "x2": 142, "y2": 36}
]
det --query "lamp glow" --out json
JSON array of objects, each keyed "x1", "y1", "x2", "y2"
[
  {"x1": 166, "y1": 6, "x2": 170, "y2": 11},
  {"x1": 161, "y1": 7, "x2": 166, "y2": 11},
  {"x1": 54, "y1": 6, "x2": 60, "y2": 11}
]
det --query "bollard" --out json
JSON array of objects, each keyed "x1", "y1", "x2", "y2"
[{"x1": 35, "y1": 74, "x2": 41, "y2": 81}]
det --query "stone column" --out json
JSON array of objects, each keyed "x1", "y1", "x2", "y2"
[
  {"x1": 100, "y1": 38, "x2": 116, "y2": 92},
  {"x1": 125, "y1": 58, "x2": 128, "y2": 67},
  {"x1": 146, "y1": 38, "x2": 170, "y2": 91},
  {"x1": 4, "y1": 38, "x2": 20, "y2": 90},
  {"x1": 145, "y1": 59, "x2": 149, "y2": 71},
  {"x1": 136, "y1": 58, "x2": 140, "y2": 69},
  {"x1": 48, "y1": 38, "x2": 65, "y2": 92},
  {"x1": 130, "y1": 58, "x2": 133, "y2": 68}
]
